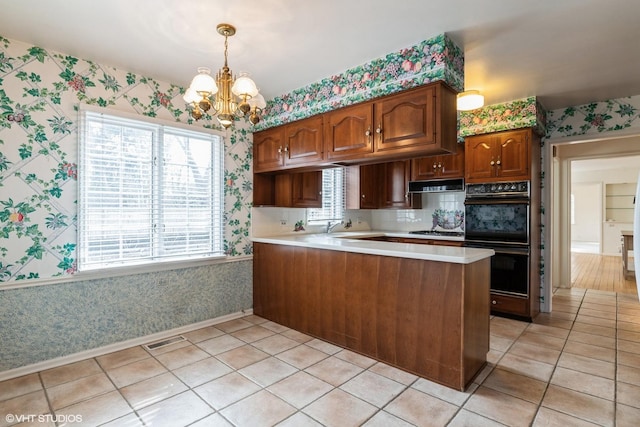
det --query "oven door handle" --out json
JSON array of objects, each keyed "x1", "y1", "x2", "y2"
[
  {"x1": 464, "y1": 198, "x2": 530, "y2": 205},
  {"x1": 492, "y1": 248, "x2": 529, "y2": 256}
]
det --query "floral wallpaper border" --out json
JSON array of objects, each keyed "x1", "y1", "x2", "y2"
[
  {"x1": 546, "y1": 95, "x2": 640, "y2": 139},
  {"x1": 458, "y1": 96, "x2": 547, "y2": 138},
  {"x1": 257, "y1": 33, "x2": 464, "y2": 130}
]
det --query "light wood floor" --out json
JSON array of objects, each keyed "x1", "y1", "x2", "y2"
[{"x1": 571, "y1": 252, "x2": 637, "y2": 294}]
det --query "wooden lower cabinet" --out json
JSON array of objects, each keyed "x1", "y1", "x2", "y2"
[{"x1": 253, "y1": 242, "x2": 490, "y2": 391}]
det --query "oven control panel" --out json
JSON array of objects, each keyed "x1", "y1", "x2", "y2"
[{"x1": 466, "y1": 181, "x2": 529, "y2": 198}]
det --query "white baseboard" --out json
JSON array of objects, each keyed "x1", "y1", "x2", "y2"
[{"x1": 0, "y1": 309, "x2": 254, "y2": 382}]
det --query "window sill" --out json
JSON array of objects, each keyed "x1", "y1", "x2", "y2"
[{"x1": 0, "y1": 255, "x2": 253, "y2": 291}]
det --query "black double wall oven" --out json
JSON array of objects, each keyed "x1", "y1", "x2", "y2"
[{"x1": 464, "y1": 181, "x2": 531, "y2": 297}]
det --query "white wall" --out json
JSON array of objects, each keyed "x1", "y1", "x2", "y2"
[{"x1": 571, "y1": 182, "x2": 601, "y2": 243}]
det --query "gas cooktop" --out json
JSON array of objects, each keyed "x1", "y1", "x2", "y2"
[{"x1": 409, "y1": 230, "x2": 465, "y2": 237}]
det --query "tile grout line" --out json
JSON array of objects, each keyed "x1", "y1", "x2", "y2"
[{"x1": 527, "y1": 288, "x2": 584, "y2": 426}]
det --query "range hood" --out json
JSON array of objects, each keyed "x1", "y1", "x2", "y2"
[{"x1": 408, "y1": 178, "x2": 465, "y2": 193}]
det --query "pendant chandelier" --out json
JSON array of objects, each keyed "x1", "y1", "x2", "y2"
[{"x1": 183, "y1": 23, "x2": 266, "y2": 128}]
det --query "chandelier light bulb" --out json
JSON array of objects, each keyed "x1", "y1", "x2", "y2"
[
  {"x1": 248, "y1": 93, "x2": 266, "y2": 110},
  {"x1": 217, "y1": 113, "x2": 234, "y2": 129},
  {"x1": 183, "y1": 87, "x2": 201, "y2": 104},
  {"x1": 232, "y1": 72, "x2": 259, "y2": 97},
  {"x1": 190, "y1": 67, "x2": 218, "y2": 95}
]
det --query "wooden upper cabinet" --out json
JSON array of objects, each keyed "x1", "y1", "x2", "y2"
[
  {"x1": 324, "y1": 103, "x2": 374, "y2": 161},
  {"x1": 374, "y1": 82, "x2": 457, "y2": 157},
  {"x1": 412, "y1": 143, "x2": 465, "y2": 180},
  {"x1": 374, "y1": 86, "x2": 435, "y2": 152},
  {"x1": 465, "y1": 129, "x2": 532, "y2": 183},
  {"x1": 253, "y1": 117, "x2": 323, "y2": 172},
  {"x1": 254, "y1": 126, "x2": 285, "y2": 172},
  {"x1": 291, "y1": 171, "x2": 322, "y2": 208},
  {"x1": 358, "y1": 163, "x2": 379, "y2": 209},
  {"x1": 274, "y1": 174, "x2": 293, "y2": 207},
  {"x1": 380, "y1": 160, "x2": 416, "y2": 209},
  {"x1": 273, "y1": 171, "x2": 322, "y2": 208},
  {"x1": 254, "y1": 81, "x2": 457, "y2": 173},
  {"x1": 284, "y1": 116, "x2": 324, "y2": 167},
  {"x1": 348, "y1": 160, "x2": 420, "y2": 210},
  {"x1": 496, "y1": 130, "x2": 530, "y2": 179}
]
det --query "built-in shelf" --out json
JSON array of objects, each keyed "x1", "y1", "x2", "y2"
[{"x1": 605, "y1": 183, "x2": 636, "y2": 223}]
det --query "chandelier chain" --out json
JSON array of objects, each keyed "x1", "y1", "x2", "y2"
[{"x1": 223, "y1": 34, "x2": 229, "y2": 68}]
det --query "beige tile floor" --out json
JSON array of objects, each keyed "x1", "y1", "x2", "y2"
[{"x1": 1, "y1": 288, "x2": 640, "y2": 427}]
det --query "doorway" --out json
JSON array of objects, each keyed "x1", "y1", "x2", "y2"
[{"x1": 546, "y1": 133, "x2": 640, "y2": 308}]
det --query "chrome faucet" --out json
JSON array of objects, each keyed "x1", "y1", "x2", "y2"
[{"x1": 327, "y1": 221, "x2": 343, "y2": 233}]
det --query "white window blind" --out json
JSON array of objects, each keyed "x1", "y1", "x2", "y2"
[
  {"x1": 78, "y1": 109, "x2": 224, "y2": 270},
  {"x1": 307, "y1": 167, "x2": 346, "y2": 223}
]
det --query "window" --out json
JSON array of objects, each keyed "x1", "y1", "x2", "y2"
[
  {"x1": 78, "y1": 108, "x2": 224, "y2": 271},
  {"x1": 307, "y1": 167, "x2": 346, "y2": 223}
]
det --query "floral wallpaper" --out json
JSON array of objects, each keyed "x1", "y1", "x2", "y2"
[
  {"x1": 0, "y1": 35, "x2": 255, "y2": 372},
  {"x1": 257, "y1": 33, "x2": 464, "y2": 130},
  {"x1": 0, "y1": 35, "x2": 254, "y2": 284},
  {"x1": 546, "y1": 95, "x2": 640, "y2": 138},
  {"x1": 458, "y1": 96, "x2": 547, "y2": 138}
]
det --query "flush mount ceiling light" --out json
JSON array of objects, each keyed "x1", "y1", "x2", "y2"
[
  {"x1": 183, "y1": 23, "x2": 266, "y2": 128},
  {"x1": 456, "y1": 90, "x2": 485, "y2": 111}
]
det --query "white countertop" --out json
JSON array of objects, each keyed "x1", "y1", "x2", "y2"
[{"x1": 252, "y1": 231, "x2": 494, "y2": 264}]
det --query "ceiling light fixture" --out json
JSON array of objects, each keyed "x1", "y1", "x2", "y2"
[
  {"x1": 184, "y1": 23, "x2": 266, "y2": 128},
  {"x1": 456, "y1": 90, "x2": 485, "y2": 111}
]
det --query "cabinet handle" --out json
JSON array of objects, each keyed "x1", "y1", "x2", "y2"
[
  {"x1": 365, "y1": 128, "x2": 371, "y2": 137},
  {"x1": 490, "y1": 160, "x2": 495, "y2": 166},
  {"x1": 437, "y1": 162, "x2": 442, "y2": 169},
  {"x1": 277, "y1": 146, "x2": 282, "y2": 154},
  {"x1": 376, "y1": 125, "x2": 382, "y2": 135},
  {"x1": 433, "y1": 163, "x2": 438, "y2": 169},
  {"x1": 496, "y1": 158, "x2": 501, "y2": 166},
  {"x1": 361, "y1": 194, "x2": 366, "y2": 199},
  {"x1": 492, "y1": 300, "x2": 497, "y2": 305},
  {"x1": 284, "y1": 146, "x2": 289, "y2": 152}
]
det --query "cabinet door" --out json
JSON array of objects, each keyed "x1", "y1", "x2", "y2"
[
  {"x1": 284, "y1": 116, "x2": 324, "y2": 167},
  {"x1": 324, "y1": 102, "x2": 374, "y2": 161},
  {"x1": 274, "y1": 174, "x2": 293, "y2": 207},
  {"x1": 380, "y1": 160, "x2": 413, "y2": 209},
  {"x1": 495, "y1": 129, "x2": 530, "y2": 179},
  {"x1": 374, "y1": 85, "x2": 436, "y2": 154},
  {"x1": 465, "y1": 134, "x2": 497, "y2": 183},
  {"x1": 411, "y1": 156, "x2": 439, "y2": 180},
  {"x1": 254, "y1": 127, "x2": 285, "y2": 172},
  {"x1": 291, "y1": 171, "x2": 323, "y2": 208},
  {"x1": 412, "y1": 143, "x2": 465, "y2": 180},
  {"x1": 438, "y1": 144, "x2": 465, "y2": 178},
  {"x1": 359, "y1": 164, "x2": 379, "y2": 209}
]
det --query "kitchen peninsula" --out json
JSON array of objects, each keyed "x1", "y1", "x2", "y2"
[{"x1": 252, "y1": 233, "x2": 494, "y2": 390}]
